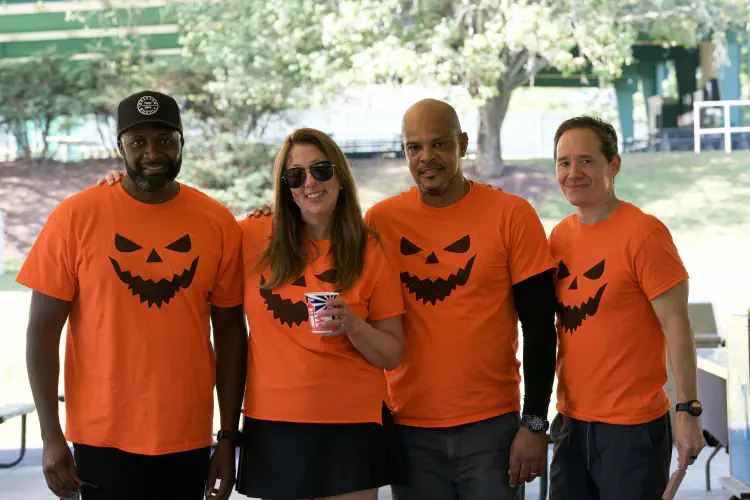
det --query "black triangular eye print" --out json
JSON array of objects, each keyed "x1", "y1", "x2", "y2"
[
  {"x1": 583, "y1": 260, "x2": 605, "y2": 280},
  {"x1": 400, "y1": 237, "x2": 422, "y2": 255},
  {"x1": 291, "y1": 275, "x2": 307, "y2": 287},
  {"x1": 315, "y1": 269, "x2": 338, "y2": 283},
  {"x1": 556, "y1": 261, "x2": 570, "y2": 279},
  {"x1": 115, "y1": 234, "x2": 142, "y2": 252},
  {"x1": 443, "y1": 235, "x2": 470, "y2": 253},
  {"x1": 166, "y1": 234, "x2": 191, "y2": 253}
]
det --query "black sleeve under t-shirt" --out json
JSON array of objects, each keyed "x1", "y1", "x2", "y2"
[{"x1": 512, "y1": 269, "x2": 558, "y2": 418}]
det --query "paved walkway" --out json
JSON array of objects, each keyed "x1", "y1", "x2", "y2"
[{"x1": 0, "y1": 444, "x2": 734, "y2": 499}]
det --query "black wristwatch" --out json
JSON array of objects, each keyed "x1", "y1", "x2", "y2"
[
  {"x1": 676, "y1": 400, "x2": 703, "y2": 417},
  {"x1": 521, "y1": 415, "x2": 550, "y2": 433},
  {"x1": 216, "y1": 429, "x2": 243, "y2": 446}
]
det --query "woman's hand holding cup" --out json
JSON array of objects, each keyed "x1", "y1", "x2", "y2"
[{"x1": 305, "y1": 293, "x2": 360, "y2": 337}]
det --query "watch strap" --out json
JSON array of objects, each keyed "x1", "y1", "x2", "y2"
[
  {"x1": 217, "y1": 429, "x2": 242, "y2": 446},
  {"x1": 675, "y1": 400, "x2": 703, "y2": 416}
]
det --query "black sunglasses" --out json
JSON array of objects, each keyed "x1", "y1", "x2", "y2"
[{"x1": 282, "y1": 160, "x2": 335, "y2": 189}]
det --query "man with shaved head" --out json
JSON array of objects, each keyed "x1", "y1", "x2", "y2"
[{"x1": 364, "y1": 99, "x2": 559, "y2": 499}]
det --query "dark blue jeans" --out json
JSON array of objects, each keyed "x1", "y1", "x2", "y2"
[{"x1": 391, "y1": 412, "x2": 524, "y2": 500}]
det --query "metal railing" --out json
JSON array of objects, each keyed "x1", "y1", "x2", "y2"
[{"x1": 693, "y1": 99, "x2": 750, "y2": 153}]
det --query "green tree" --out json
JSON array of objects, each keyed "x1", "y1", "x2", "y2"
[
  {"x1": 61, "y1": 2, "x2": 283, "y2": 211},
  {"x1": 69, "y1": 49, "x2": 173, "y2": 153},
  {"x1": 0, "y1": 54, "x2": 91, "y2": 160},
  {"x1": 173, "y1": 0, "x2": 340, "y2": 137},
  {"x1": 326, "y1": 0, "x2": 747, "y2": 177},
  {"x1": 156, "y1": 0, "x2": 347, "y2": 211}
]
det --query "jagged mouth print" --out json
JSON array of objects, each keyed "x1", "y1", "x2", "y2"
[
  {"x1": 558, "y1": 283, "x2": 608, "y2": 333},
  {"x1": 110, "y1": 257, "x2": 199, "y2": 308},
  {"x1": 259, "y1": 274, "x2": 309, "y2": 327},
  {"x1": 400, "y1": 255, "x2": 476, "y2": 306}
]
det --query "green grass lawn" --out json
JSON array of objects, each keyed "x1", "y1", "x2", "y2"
[
  {"x1": 0, "y1": 260, "x2": 23, "y2": 291},
  {"x1": 0, "y1": 272, "x2": 22, "y2": 291}
]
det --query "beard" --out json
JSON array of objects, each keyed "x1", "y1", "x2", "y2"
[
  {"x1": 416, "y1": 164, "x2": 462, "y2": 197},
  {"x1": 124, "y1": 154, "x2": 182, "y2": 192}
]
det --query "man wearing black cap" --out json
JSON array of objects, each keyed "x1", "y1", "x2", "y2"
[
  {"x1": 18, "y1": 90, "x2": 248, "y2": 500},
  {"x1": 117, "y1": 91, "x2": 184, "y2": 200}
]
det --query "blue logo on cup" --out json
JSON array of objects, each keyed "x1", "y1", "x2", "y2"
[{"x1": 305, "y1": 292, "x2": 339, "y2": 333}]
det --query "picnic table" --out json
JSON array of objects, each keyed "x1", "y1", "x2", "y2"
[{"x1": 0, "y1": 395, "x2": 64, "y2": 468}]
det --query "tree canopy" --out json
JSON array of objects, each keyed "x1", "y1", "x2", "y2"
[{"x1": 1, "y1": 0, "x2": 747, "y2": 193}]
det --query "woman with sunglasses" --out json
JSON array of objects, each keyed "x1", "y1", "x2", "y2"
[
  {"x1": 236, "y1": 128, "x2": 405, "y2": 500},
  {"x1": 96, "y1": 128, "x2": 404, "y2": 500}
]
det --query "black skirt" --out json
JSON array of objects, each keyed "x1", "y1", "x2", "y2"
[{"x1": 236, "y1": 403, "x2": 402, "y2": 499}]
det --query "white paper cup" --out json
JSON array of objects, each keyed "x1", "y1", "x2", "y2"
[{"x1": 305, "y1": 292, "x2": 340, "y2": 334}]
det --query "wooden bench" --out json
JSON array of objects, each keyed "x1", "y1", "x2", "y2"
[{"x1": 0, "y1": 395, "x2": 64, "y2": 468}]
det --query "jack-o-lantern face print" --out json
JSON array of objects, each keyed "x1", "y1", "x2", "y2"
[
  {"x1": 556, "y1": 259, "x2": 607, "y2": 333},
  {"x1": 259, "y1": 269, "x2": 339, "y2": 327},
  {"x1": 109, "y1": 233, "x2": 200, "y2": 308},
  {"x1": 399, "y1": 234, "x2": 477, "y2": 306}
]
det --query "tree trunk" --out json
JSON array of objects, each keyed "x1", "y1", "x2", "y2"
[
  {"x1": 40, "y1": 116, "x2": 54, "y2": 161},
  {"x1": 475, "y1": 85, "x2": 514, "y2": 180},
  {"x1": 95, "y1": 114, "x2": 117, "y2": 155},
  {"x1": 10, "y1": 120, "x2": 31, "y2": 160}
]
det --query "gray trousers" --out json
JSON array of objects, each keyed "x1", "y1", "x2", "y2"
[
  {"x1": 391, "y1": 412, "x2": 524, "y2": 500},
  {"x1": 549, "y1": 412, "x2": 672, "y2": 500}
]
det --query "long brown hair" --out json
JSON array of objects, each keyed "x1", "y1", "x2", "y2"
[{"x1": 258, "y1": 128, "x2": 376, "y2": 292}]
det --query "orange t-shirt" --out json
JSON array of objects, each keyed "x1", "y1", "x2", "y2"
[
  {"x1": 364, "y1": 183, "x2": 556, "y2": 427},
  {"x1": 16, "y1": 182, "x2": 244, "y2": 455},
  {"x1": 550, "y1": 201, "x2": 689, "y2": 425},
  {"x1": 239, "y1": 216, "x2": 405, "y2": 424}
]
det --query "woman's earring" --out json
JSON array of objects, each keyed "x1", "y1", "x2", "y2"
[{"x1": 340, "y1": 184, "x2": 343, "y2": 190}]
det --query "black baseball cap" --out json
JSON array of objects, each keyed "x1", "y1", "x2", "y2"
[{"x1": 117, "y1": 90, "x2": 183, "y2": 138}]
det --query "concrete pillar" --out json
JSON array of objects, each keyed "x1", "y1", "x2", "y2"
[
  {"x1": 639, "y1": 62, "x2": 662, "y2": 136},
  {"x1": 639, "y1": 62, "x2": 659, "y2": 130},
  {"x1": 718, "y1": 29, "x2": 742, "y2": 125},
  {"x1": 615, "y1": 71, "x2": 639, "y2": 150},
  {"x1": 656, "y1": 62, "x2": 668, "y2": 95},
  {"x1": 640, "y1": 63, "x2": 658, "y2": 106}
]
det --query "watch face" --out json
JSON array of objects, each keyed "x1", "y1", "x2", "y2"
[
  {"x1": 522, "y1": 415, "x2": 549, "y2": 432},
  {"x1": 689, "y1": 401, "x2": 703, "y2": 416}
]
